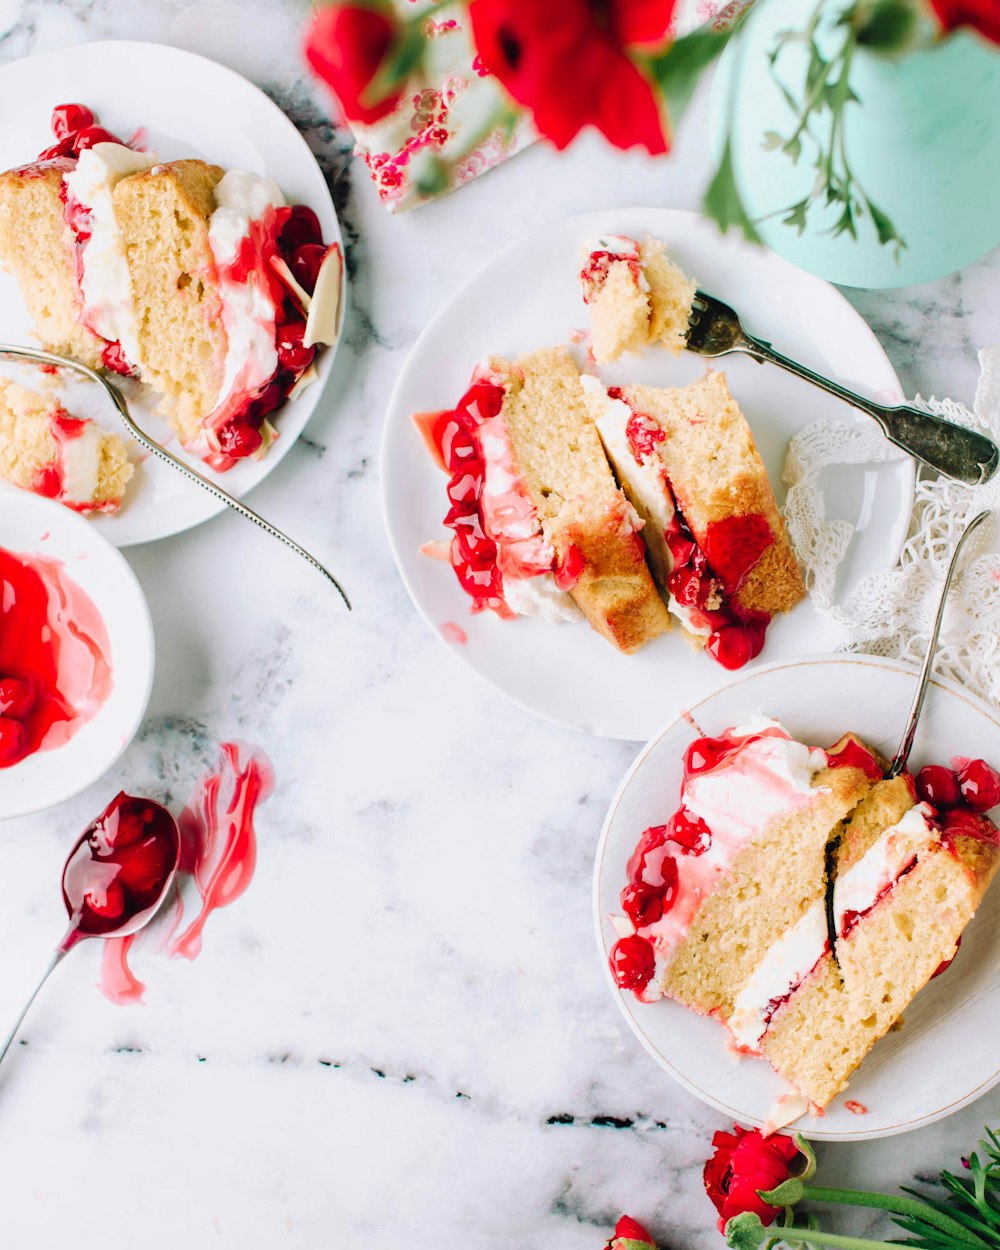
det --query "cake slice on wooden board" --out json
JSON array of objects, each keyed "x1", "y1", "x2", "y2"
[
  {"x1": 584, "y1": 370, "x2": 806, "y2": 669},
  {"x1": 580, "y1": 235, "x2": 697, "y2": 364},
  {"x1": 0, "y1": 377, "x2": 133, "y2": 513},
  {"x1": 414, "y1": 345, "x2": 671, "y2": 654},
  {"x1": 0, "y1": 160, "x2": 106, "y2": 369}
]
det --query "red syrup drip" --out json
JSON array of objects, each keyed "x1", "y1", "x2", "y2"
[
  {"x1": 932, "y1": 935, "x2": 962, "y2": 979},
  {"x1": 826, "y1": 736, "x2": 884, "y2": 781},
  {"x1": 844, "y1": 1100, "x2": 868, "y2": 1116},
  {"x1": 100, "y1": 934, "x2": 144, "y2": 1004},
  {"x1": 0, "y1": 547, "x2": 113, "y2": 766}
]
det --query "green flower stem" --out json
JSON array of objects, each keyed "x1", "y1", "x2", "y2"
[{"x1": 800, "y1": 1186, "x2": 990, "y2": 1248}]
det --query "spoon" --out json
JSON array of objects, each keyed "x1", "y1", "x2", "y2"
[
  {"x1": 822, "y1": 509, "x2": 991, "y2": 960},
  {"x1": 0, "y1": 344, "x2": 350, "y2": 609},
  {"x1": 0, "y1": 792, "x2": 181, "y2": 1066}
]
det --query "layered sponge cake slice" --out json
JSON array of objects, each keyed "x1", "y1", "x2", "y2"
[
  {"x1": 580, "y1": 235, "x2": 696, "y2": 364},
  {"x1": 414, "y1": 346, "x2": 671, "y2": 653},
  {"x1": 584, "y1": 370, "x2": 805, "y2": 668},
  {"x1": 0, "y1": 377, "x2": 133, "y2": 513}
]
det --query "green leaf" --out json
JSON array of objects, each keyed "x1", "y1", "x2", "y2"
[
  {"x1": 645, "y1": 26, "x2": 733, "y2": 129},
  {"x1": 725, "y1": 1213, "x2": 772, "y2": 1250},
  {"x1": 865, "y1": 196, "x2": 907, "y2": 250},
  {"x1": 762, "y1": 130, "x2": 785, "y2": 151},
  {"x1": 761, "y1": 1178, "x2": 806, "y2": 1206},
  {"x1": 702, "y1": 138, "x2": 763, "y2": 245},
  {"x1": 782, "y1": 133, "x2": 803, "y2": 163},
  {"x1": 782, "y1": 198, "x2": 810, "y2": 233},
  {"x1": 831, "y1": 201, "x2": 857, "y2": 239},
  {"x1": 854, "y1": 0, "x2": 920, "y2": 53}
]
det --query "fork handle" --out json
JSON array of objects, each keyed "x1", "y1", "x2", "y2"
[{"x1": 739, "y1": 333, "x2": 999, "y2": 486}]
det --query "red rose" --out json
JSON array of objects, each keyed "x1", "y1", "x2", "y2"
[
  {"x1": 928, "y1": 0, "x2": 1000, "y2": 44},
  {"x1": 305, "y1": 2, "x2": 405, "y2": 125},
  {"x1": 467, "y1": 0, "x2": 675, "y2": 153},
  {"x1": 605, "y1": 1214, "x2": 656, "y2": 1247},
  {"x1": 703, "y1": 1125, "x2": 802, "y2": 1233}
]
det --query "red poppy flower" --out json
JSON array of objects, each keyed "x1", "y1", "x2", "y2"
[
  {"x1": 703, "y1": 1125, "x2": 802, "y2": 1233},
  {"x1": 605, "y1": 1214, "x2": 656, "y2": 1247},
  {"x1": 928, "y1": 0, "x2": 1000, "y2": 45},
  {"x1": 305, "y1": 2, "x2": 405, "y2": 125},
  {"x1": 467, "y1": 0, "x2": 675, "y2": 153}
]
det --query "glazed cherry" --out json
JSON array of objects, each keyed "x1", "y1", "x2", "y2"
[
  {"x1": 609, "y1": 935, "x2": 655, "y2": 991},
  {"x1": 51, "y1": 103, "x2": 95, "y2": 140},
  {"x1": 289, "y1": 243, "x2": 326, "y2": 293},
  {"x1": 62, "y1": 792, "x2": 180, "y2": 940},
  {"x1": 916, "y1": 765, "x2": 960, "y2": 808},
  {"x1": 668, "y1": 807, "x2": 712, "y2": 855},
  {"x1": 626, "y1": 824, "x2": 667, "y2": 883},
  {"x1": 620, "y1": 881, "x2": 665, "y2": 928},
  {"x1": 957, "y1": 759, "x2": 1000, "y2": 811},
  {"x1": 0, "y1": 717, "x2": 26, "y2": 766},
  {"x1": 278, "y1": 204, "x2": 322, "y2": 252},
  {"x1": 706, "y1": 624, "x2": 755, "y2": 670},
  {"x1": 71, "y1": 125, "x2": 121, "y2": 152},
  {"x1": 684, "y1": 736, "x2": 730, "y2": 778},
  {"x1": 0, "y1": 677, "x2": 38, "y2": 720},
  {"x1": 940, "y1": 807, "x2": 1000, "y2": 844},
  {"x1": 217, "y1": 418, "x2": 263, "y2": 459},
  {"x1": 276, "y1": 321, "x2": 316, "y2": 373}
]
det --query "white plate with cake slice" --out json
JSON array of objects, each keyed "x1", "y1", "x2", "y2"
[
  {"x1": 0, "y1": 40, "x2": 345, "y2": 546},
  {"x1": 594, "y1": 653, "x2": 1000, "y2": 1140},
  {"x1": 381, "y1": 207, "x2": 915, "y2": 741}
]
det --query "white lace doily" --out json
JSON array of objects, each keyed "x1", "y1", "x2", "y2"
[{"x1": 783, "y1": 346, "x2": 1000, "y2": 705}]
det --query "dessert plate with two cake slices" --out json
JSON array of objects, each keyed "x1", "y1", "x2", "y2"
[
  {"x1": 593, "y1": 654, "x2": 1000, "y2": 1140},
  {"x1": 382, "y1": 207, "x2": 915, "y2": 741},
  {"x1": 0, "y1": 40, "x2": 346, "y2": 546}
]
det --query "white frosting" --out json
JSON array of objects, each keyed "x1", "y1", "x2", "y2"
[
  {"x1": 592, "y1": 234, "x2": 639, "y2": 258},
  {"x1": 728, "y1": 803, "x2": 936, "y2": 1049},
  {"x1": 207, "y1": 170, "x2": 286, "y2": 422},
  {"x1": 63, "y1": 142, "x2": 158, "y2": 363},
  {"x1": 669, "y1": 599, "x2": 712, "y2": 637},
  {"x1": 57, "y1": 424, "x2": 104, "y2": 504},
  {"x1": 503, "y1": 574, "x2": 584, "y2": 623}
]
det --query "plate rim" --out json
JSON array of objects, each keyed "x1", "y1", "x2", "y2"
[
  {"x1": 591, "y1": 651, "x2": 1000, "y2": 1141},
  {"x1": 380, "y1": 205, "x2": 917, "y2": 739},
  {"x1": 0, "y1": 38, "x2": 347, "y2": 547},
  {"x1": 0, "y1": 492, "x2": 155, "y2": 819}
]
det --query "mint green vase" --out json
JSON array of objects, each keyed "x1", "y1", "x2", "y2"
[{"x1": 709, "y1": 0, "x2": 1000, "y2": 288}]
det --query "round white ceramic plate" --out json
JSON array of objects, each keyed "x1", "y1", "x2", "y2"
[
  {"x1": 0, "y1": 40, "x2": 345, "y2": 546},
  {"x1": 593, "y1": 654, "x2": 1000, "y2": 1140},
  {"x1": 0, "y1": 494, "x2": 154, "y2": 819},
  {"x1": 381, "y1": 207, "x2": 915, "y2": 740}
]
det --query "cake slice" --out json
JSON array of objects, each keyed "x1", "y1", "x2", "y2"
[
  {"x1": 756, "y1": 776, "x2": 1000, "y2": 1107},
  {"x1": 580, "y1": 235, "x2": 696, "y2": 364},
  {"x1": 608, "y1": 722, "x2": 879, "y2": 1009},
  {"x1": 0, "y1": 377, "x2": 133, "y2": 513},
  {"x1": 584, "y1": 370, "x2": 806, "y2": 669},
  {"x1": 414, "y1": 346, "x2": 671, "y2": 653}
]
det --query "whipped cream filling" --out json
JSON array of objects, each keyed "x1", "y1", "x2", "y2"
[
  {"x1": 63, "y1": 142, "x2": 158, "y2": 363},
  {"x1": 477, "y1": 405, "x2": 582, "y2": 623},
  {"x1": 587, "y1": 234, "x2": 649, "y2": 293},
  {"x1": 613, "y1": 721, "x2": 829, "y2": 1004},
  {"x1": 53, "y1": 422, "x2": 104, "y2": 505},
  {"x1": 728, "y1": 803, "x2": 937, "y2": 1050},
  {"x1": 205, "y1": 169, "x2": 286, "y2": 435}
]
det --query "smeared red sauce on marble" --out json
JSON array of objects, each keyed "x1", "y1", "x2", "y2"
[{"x1": 0, "y1": 547, "x2": 113, "y2": 767}]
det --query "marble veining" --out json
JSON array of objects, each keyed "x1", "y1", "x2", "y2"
[{"x1": 0, "y1": 9, "x2": 998, "y2": 1250}]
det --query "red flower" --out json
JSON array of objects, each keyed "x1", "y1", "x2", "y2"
[
  {"x1": 928, "y1": 0, "x2": 1000, "y2": 45},
  {"x1": 305, "y1": 2, "x2": 404, "y2": 125},
  {"x1": 703, "y1": 1125, "x2": 802, "y2": 1233},
  {"x1": 605, "y1": 1215, "x2": 656, "y2": 1247},
  {"x1": 467, "y1": 0, "x2": 675, "y2": 153}
]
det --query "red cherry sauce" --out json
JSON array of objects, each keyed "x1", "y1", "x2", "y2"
[
  {"x1": 203, "y1": 206, "x2": 336, "y2": 471},
  {"x1": 825, "y1": 735, "x2": 883, "y2": 781},
  {"x1": 579, "y1": 240, "x2": 641, "y2": 303},
  {"x1": 0, "y1": 547, "x2": 112, "y2": 767},
  {"x1": 914, "y1": 756, "x2": 1000, "y2": 850},
  {"x1": 61, "y1": 793, "x2": 180, "y2": 950},
  {"x1": 611, "y1": 391, "x2": 774, "y2": 670},
  {"x1": 413, "y1": 377, "x2": 582, "y2": 617}
]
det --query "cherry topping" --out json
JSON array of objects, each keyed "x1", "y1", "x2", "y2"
[
  {"x1": 916, "y1": 765, "x2": 960, "y2": 809},
  {"x1": 62, "y1": 792, "x2": 180, "y2": 939},
  {"x1": 72, "y1": 125, "x2": 121, "y2": 151},
  {"x1": 289, "y1": 243, "x2": 326, "y2": 293},
  {"x1": 276, "y1": 320, "x2": 316, "y2": 373},
  {"x1": 702, "y1": 513, "x2": 773, "y2": 592},
  {"x1": 684, "y1": 736, "x2": 730, "y2": 778},
  {"x1": 278, "y1": 204, "x2": 323, "y2": 251},
  {"x1": 626, "y1": 823, "x2": 667, "y2": 883},
  {"x1": 51, "y1": 103, "x2": 95, "y2": 140},
  {"x1": 217, "y1": 418, "x2": 263, "y2": 459},
  {"x1": 957, "y1": 759, "x2": 1000, "y2": 811},
  {"x1": 0, "y1": 676, "x2": 38, "y2": 720},
  {"x1": 940, "y1": 806, "x2": 1000, "y2": 844},
  {"x1": 38, "y1": 136, "x2": 77, "y2": 161},
  {"x1": 101, "y1": 341, "x2": 132, "y2": 376},
  {"x1": 706, "y1": 623, "x2": 760, "y2": 670},
  {"x1": 667, "y1": 807, "x2": 712, "y2": 855},
  {"x1": 620, "y1": 880, "x2": 666, "y2": 928},
  {"x1": 0, "y1": 717, "x2": 27, "y2": 766},
  {"x1": 609, "y1": 935, "x2": 655, "y2": 991},
  {"x1": 827, "y1": 736, "x2": 884, "y2": 782}
]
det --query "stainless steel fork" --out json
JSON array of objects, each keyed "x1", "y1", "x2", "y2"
[
  {"x1": 0, "y1": 344, "x2": 350, "y2": 608},
  {"x1": 686, "y1": 291, "x2": 999, "y2": 486}
]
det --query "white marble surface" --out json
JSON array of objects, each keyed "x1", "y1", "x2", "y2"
[{"x1": 1, "y1": 7, "x2": 999, "y2": 1249}]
